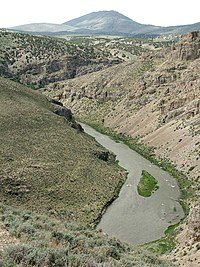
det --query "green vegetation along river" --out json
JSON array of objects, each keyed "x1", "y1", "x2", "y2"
[{"x1": 81, "y1": 123, "x2": 185, "y2": 245}]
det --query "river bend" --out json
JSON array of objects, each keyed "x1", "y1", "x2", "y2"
[{"x1": 81, "y1": 123, "x2": 184, "y2": 245}]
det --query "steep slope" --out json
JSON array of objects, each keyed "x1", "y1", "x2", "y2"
[
  {"x1": 45, "y1": 31, "x2": 200, "y2": 265},
  {"x1": 0, "y1": 30, "x2": 121, "y2": 88},
  {"x1": 0, "y1": 204, "x2": 175, "y2": 267},
  {"x1": 0, "y1": 76, "x2": 126, "y2": 225}
]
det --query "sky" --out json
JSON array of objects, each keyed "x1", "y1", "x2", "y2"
[{"x1": 1, "y1": 0, "x2": 199, "y2": 28}]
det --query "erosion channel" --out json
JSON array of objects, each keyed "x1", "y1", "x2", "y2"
[{"x1": 81, "y1": 123, "x2": 185, "y2": 245}]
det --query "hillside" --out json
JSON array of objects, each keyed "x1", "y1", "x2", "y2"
[
  {"x1": 0, "y1": 27, "x2": 199, "y2": 266},
  {"x1": 0, "y1": 30, "x2": 121, "y2": 88},
  {"x1": 10, "y1": 10, "x2": 200, "y2": 36},
  {"x1": 0, "y1": 76, "x2": 127, "y2": 225},
  {"x1": 45, "y1": 31, "x2": 200, "y2": 266},
  {"x1": 46, "y1": 31, "x2": 200, "y2": 185}
]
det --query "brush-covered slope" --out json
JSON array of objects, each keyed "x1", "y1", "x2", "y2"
[
  {"x1": 0, "y1": 30, "x2": 121, "y2": 88},
  {"x1": 0, "y1": 76, "x2": 127, "y2": 225},
  {"x1": 0, "y1": 204, "x2": 175, "y2": 267}
]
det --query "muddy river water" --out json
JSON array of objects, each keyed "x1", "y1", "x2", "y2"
[{"x1": 81, "y1": 123, "x2": 184, "y2": 245}]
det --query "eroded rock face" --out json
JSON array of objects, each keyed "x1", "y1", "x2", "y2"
[
  {"x1": 181, "y1": 31, "x2": 200, "y2": 41},
  {"x1": 187, "y1": 206, "x2": 200, "y2": 242},
  {"x1": 164, "y1": 203, "x2": 200, "y2": 267},
  {"x1": 170, "y1": 31, "x2": 200, "y2": 61},
  {"x1": 49, "y1": 99, "x2": 83, "y2": 132},
  {"x1": 94, "y1": 150, "x2": 115, "y2": 162},
  {"x1": 51, "y1": 101, "x2": 73, "y2": 121}
]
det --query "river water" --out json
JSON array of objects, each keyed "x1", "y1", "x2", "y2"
[{"x1": 81, "y1": 123, "x2": 184, "y2": 245}]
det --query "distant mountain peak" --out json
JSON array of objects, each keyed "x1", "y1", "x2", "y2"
[
  {"x1": 63, "y1": 10, "x2": 142, "y2": 34},
  {"x1": 9, "y1": 10, "x2": 200, "y2": 36}
]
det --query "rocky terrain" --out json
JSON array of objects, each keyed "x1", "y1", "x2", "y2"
[
  {"x1": 45, "y1": 31, "x2": 200, "y2": 266},
  {"x1": 0, "y1": 30, "x2": 121, "y2": 88},
  {"x1": 164, "y1": 205, "x2": 200, "y2": 267}
]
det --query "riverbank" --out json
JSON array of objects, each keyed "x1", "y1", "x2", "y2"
[{"x1": 81, "y1": 120, "x2": 193, "y2": 208}]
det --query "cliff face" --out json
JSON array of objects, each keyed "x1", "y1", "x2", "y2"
[{"x1": 0, "y1": 30, "x2": 121, "y2": 88}]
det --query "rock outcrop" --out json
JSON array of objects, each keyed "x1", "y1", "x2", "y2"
[
  {"x1": 164, "y1": 203, "x2": 200, "y2": 267},
  {"x1": 49, "y1": 99, "x2": 83, "y2": 132},
  {"x1": 170, "y1": 31, "x2": 200, "y2": 60}
]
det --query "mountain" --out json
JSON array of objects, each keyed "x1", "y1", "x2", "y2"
[
  {"x1": 63, "y1": 10, "x2": 159, "y2": 34},
  {"x1": 63, "y1": 11, "x2": 200, "y2": 35},
  {"x1": 10, "y1": 10, "x2": 200, "y2": 36}
]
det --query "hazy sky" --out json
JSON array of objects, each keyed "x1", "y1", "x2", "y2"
[{"x1": 1, "y1": 0, "x2": 199, "y2": 28}]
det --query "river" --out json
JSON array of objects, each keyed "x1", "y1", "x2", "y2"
[{"x1": 81, "y1": 123, "x2": 184, "y2": 245}]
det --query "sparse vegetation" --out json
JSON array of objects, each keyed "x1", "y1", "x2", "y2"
[{"x1": 0, "y1": 29, "x2": 199, "y2": 266}]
